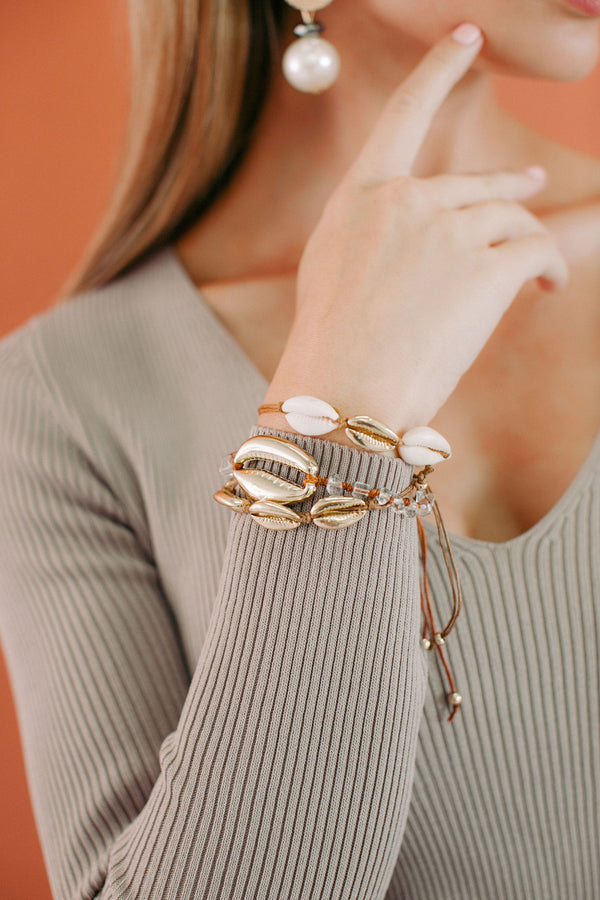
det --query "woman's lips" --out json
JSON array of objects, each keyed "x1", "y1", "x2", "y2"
[{"x1": 564, "y1": 0, "x2": 600, "y2": 15}]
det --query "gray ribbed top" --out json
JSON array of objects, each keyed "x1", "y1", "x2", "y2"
[{"x1": 0, "y1": 246, "x2": 598, "y2": 900}]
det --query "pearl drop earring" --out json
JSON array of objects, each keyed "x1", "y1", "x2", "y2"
[{"x1": 282, "y1": 0, "x2": 340, "y2": 94}]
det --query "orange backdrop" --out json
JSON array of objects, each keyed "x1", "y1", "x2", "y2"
[{"x1": 1, "y1": 4, "x2": 600, "y2": 897}]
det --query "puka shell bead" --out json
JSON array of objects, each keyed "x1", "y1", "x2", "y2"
[
  {"x1": 282, "y1": 395, "x2": 341, "y2": 436},
  {"x1": 397, "y1": 426, "x2": 452, "y2": 467},
  {"x1": 282, "y1": 37, "x2": 341, "y2": 94}
]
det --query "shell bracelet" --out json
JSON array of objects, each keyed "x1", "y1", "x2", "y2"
[
  {"x1": 215, "y1": 436, "x2": 436, "y2": 528},
  {"x1": 257, "y1": 396, "x2": 462, "y2": 717},
  {"x1": 257, "y1": 395, "x2": 452, "y2": 466},
  {"x1": 214, "y1": 429, "x2": 463, "y2": 722}
]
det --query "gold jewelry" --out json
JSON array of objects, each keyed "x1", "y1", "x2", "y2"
[
  {"x1": 214, "y1": 434, "x2": 418, "y2": 530},
  {"x1": 215, "y1": 480, "x2": 395, "y2": 530},
  {"x1": 258, "y1": 396, "x2": 452, "y2": 467}
]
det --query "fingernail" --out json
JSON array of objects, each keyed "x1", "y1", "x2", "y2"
[
  {"x1": 452, "y1": 23, "x2": 482, "y2": 45},
  {"x1": 523, "y1": 165, "x2": 547, "y2": 181}
]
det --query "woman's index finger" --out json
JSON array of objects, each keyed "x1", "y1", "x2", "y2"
[{"x1": 348, "y1": 25, "x2": 484, "y2": 184}]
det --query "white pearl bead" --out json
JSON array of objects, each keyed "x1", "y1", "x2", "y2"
[
  {"x1": 282, "y1": 36, "x2": 340, "y2": 94},
  {"x1": 285, "y1": 0, "x2": 333, "y2": 10}
]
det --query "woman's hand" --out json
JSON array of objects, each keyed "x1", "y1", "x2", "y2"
[{"x1": 263, "y1": 24, "x2": 569, "y2": 433}]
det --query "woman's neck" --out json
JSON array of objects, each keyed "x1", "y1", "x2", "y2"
[
  {"x1": 266, "y1": 8, "x2": 506, "y2": 179},
  {"x1": 177, "y1": 12, "x2": 599, "y2": 285}
]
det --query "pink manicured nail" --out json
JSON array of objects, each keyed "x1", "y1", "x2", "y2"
[
  {"x1": 452, "y1": 23, "x2": 482, "y2": 45},
  {"x1": 523, "y1": 165, "x2": 547, "y2": 181}
]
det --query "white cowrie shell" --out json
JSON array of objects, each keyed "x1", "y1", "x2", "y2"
[
  {"x1": 282, "y1": 395, "x2": 341, "y2": 436},
  {"x1": 398, "y1": 427, "x2": 452, "y2": 467}
]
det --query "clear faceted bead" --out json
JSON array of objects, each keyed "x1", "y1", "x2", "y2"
[
  {"x1": 391, "y1": 494, "x2": 407, "y2": 515},
  {"x1": 352, "y1": 481, "x2": 372, "y2": 499},
  {"x1": 415, "y1": 489, "x2": 434, "y2": 503},
  {"x1": 404, "y1": 500, "x2": 418, "y2": 518},
  {"x1": 415, "y1": 489, "x2": 434, "y2": 517},
  {"x1": 376, "y1": 489, "x2": 392, "y2": 506},
  {"x1": 326, "y1": 473, "x2": 345, "y2": 496},
  {"x1": 219, "y1": 454, "x2": 234, "y2": 478}
]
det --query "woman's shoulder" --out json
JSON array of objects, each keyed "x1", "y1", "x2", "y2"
[
  {"x1": 1, "y1": 245, "x2": 184, "y2": 370},
  {"x1": 0, "y1": 245, "x2": 204, "y2": 457},
  {"x1": 0, "y1": 245, "x2": 195, "y2": 401}
]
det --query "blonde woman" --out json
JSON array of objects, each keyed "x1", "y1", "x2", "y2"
[{"x1": 1, "y1": 2, "x2": 599, "y2": 898}]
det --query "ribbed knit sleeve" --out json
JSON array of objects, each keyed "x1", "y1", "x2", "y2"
[{"x1": 0, "y1": 331, "x2": 427, "y2": 900}]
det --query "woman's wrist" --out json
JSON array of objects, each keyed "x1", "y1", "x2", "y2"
[{"x1": 255, "y1": 411, "x2": 365, "y2": 450}]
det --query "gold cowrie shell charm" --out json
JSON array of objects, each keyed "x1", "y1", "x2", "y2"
[
  {"x1": 310, "y1": 496, "x2": 368, "y2": 529},
  {"x1": 248, "y1": 500, "x2": 303, "y2": 531},
  {"x1": 213, "y1": 481, "x2": 251, "y2": 511},
  {"x1": 233, "y1": 435, "x2": 319, "y2": 504},
  {"x1": 281, "y1": 395, "x2": 341, "y2": 436},
  {"x1": 345, "y1": 416, "x2": 399, "y2": 453},
  {"x1": 397, "y1": 427, "x2": 452, "y2": 467}
]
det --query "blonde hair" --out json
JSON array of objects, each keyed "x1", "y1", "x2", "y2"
[{"x1": 61, "y1": 0, "x2": 290, "y2": 300}]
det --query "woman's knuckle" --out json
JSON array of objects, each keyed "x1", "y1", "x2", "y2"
[
  {"x1": 394, "y1": 85, "x2": 422, "y2": 117},
  {"x1": 484, "y1": 247, "x2": 520, "y2": 284},
  {"x1": 384, "y1": 177, "x2": 432, "y2": 213},
  {"x1": 514, "y1": 203, "x2": 545, "y2": 229},
  {"x1": 427, "y1": 43, "x2": 456, "y2": 71},
  {"x1": 478, "y1": 172, "x2": 498, "y2": 194},
  {"x1": 498, "y1": 199, "x2": 523, "y2": 216},
  {"x1": 435, "y1": 208, "x2": 461, "y2": 239}
]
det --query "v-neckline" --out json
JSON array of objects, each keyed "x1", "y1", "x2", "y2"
[
  {"x1": 166, "y1": 246, "x2": 270, "y2": 390},
  {"x1": 165, "y1": 244, "x2": 600, "y2": 554}
]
